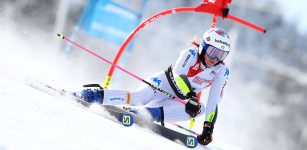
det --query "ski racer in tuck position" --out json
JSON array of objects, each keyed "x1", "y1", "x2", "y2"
[{"x1": 75, "y1": 28, "x2": 231, "y2": 146}]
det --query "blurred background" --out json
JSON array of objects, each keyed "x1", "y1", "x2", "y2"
[{"x1": 0, "y1": 0, "x2": 306, "y2": 150}]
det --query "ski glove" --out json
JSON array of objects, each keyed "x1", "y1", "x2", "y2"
[
  {"x1": 80, "y1": 88, "x2": 104, "y2": 104},
  {"x1": 185, "y1": 94, "x2": 201, "y2": 118},
  {"x1": 197, "y1": 121, "x2": 214, "y2": 145},
  {"x1": 186, "y1": 91, "x2": 197, "y2": 99}
]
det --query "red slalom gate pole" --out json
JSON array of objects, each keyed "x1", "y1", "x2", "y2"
[
  {"x1": 103, "y1": 7, "x2": 196, "y2": 89},
  {"x1": 227, "y1": 14, "x2": 266, "y2": 33},
  {"x1": 105, "y1": 4, "x2": 266, "y2": 89}
]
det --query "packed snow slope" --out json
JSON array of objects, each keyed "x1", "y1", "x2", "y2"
[
  {"x1": 0, "y1": 76, "x2": 191, "y2": 150},
  {"x1": 0, "y1": 75, "x2": 242, "y2": 150}
]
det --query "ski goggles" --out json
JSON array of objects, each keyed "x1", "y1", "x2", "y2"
[{"x1": 200, "y1": 43, "x2": 229, "y2": 61}]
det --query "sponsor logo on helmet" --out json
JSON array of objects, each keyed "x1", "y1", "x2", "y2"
[
  {"x1": 215, "y1": 39, "x2": 230, "y2": 47},
  {"x1": 206, "y1": 37, "x2": 211, "y2": 41},
  {"x1": 215, "y1": 30, "x2": 229, "y2": 38}
]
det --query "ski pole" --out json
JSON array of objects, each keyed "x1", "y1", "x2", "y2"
[
  {"x1": 57, "y1": 34, "x2": 186, "y2": 105},
  {"x1": 171, "y1": 122, "x2": 200, "y2": 136}
]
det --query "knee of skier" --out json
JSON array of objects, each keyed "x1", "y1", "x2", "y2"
[{"x1": 131, "y1": 83, "x2": 159, "y2": 106}]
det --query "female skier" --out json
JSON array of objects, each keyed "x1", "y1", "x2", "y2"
[{"x1": 76, "y1": 28, "x2": 231, "y2": 145}]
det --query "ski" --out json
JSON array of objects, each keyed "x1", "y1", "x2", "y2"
[{"x1": 28, "y1": 81, "x2": 199, "y2": 148}]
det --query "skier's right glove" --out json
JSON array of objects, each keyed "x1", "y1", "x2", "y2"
[
  {"x1": 185, "y1": 92, "x2": 201, "y2": 118},
  {"x1": 197, "y1": 121, "x2": 214, "y2": 145},
  {"x1": 186, "y1": 91, "x2": 197, "y2": 99},
  {"x1": 79, "y1": 88, "x2": 104, "y2": 104}
]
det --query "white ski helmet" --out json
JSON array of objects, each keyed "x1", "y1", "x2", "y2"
[{"x1": 199, "y1": 28, "x2": 231, "y2": 65}]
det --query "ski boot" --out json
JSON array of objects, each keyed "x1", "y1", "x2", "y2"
[{"x1": 73, "y1": 84, "x2": 104, "y2": 104}]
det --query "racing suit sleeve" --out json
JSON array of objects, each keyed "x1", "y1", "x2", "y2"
[
  {"x1": 172, "y1": 48, "x2": 198, "y2": 95},
  {"x1": 205, "y1": 67, "x2": 229, "y2": 125}
]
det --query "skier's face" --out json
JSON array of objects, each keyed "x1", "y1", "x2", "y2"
[{"x1": 204, "y1": 53, "x2": 218, "y2": 67}]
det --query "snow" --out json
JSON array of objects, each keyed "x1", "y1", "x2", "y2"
[
  {"x1": 0, "y1": 76, "x2": 189, "y2": 150},
  {"x1": 0, "y1": 74, "x2": 250, "y2": 150},
  {"x1": 2, "y1": 1, "x2": 305, "y2": 149},
  {"x1": 0, "y1": 22, "x2": 243, "y2": 150}
]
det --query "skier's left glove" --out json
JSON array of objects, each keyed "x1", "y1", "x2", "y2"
[{"x1": 197, "y1": 121, "x2": 213, "y2": 145}]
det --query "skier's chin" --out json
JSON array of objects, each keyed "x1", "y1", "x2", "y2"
[
  {"x1": 205, "y1": 62, "x2": 216, "y2": 68},
  {"x1": 204, "y1": 55, "x2": 218, "y2": 68}
]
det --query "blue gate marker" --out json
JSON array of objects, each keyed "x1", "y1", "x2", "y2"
[
  {"x1": 121, "y1": 113, "x2": 134, "y2": 127},
  {"x1": 64, "y1": 0, "x2": 148, "y2": 55},
  {"x1": 186, "y1": 135, "x2": 198, "y2": 148},
  {"x1": 82, "y1": 0, "x2": 147, "y2": 49}
]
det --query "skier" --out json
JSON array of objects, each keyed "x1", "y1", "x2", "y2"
[{"x1": 76, "y1": 28, "x2": 230, "y2": 146}]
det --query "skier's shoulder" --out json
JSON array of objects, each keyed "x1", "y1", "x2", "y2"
[
  {"x1": 213, "y1": 62, "x2": 230, "y2": 77},
  {"x1": 180, "y1": 47, "x2": 198, "y2": 59}
]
